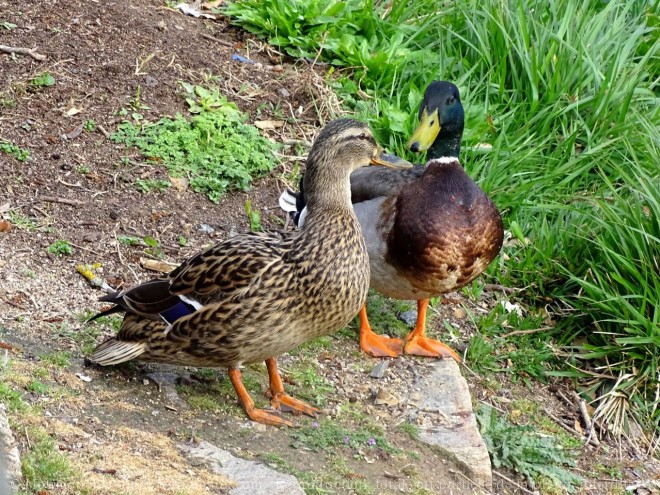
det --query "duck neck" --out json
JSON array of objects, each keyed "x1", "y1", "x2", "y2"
[
  {"x1": 302, "y1": 159, "x2": 354, "y2": 217},
  {"x1": 428, "y1": 131, "x2": 461, "y2": 161}
]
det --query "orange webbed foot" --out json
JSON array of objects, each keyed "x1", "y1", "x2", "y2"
[
  {"x1": 359, "y1": 305, "x2": 403, "y2": 358},
  {"x1": 244, "y1": 406, "x2": 296, "y2": 427},
  {"x1": 268, "y1": 390, "x2": 320, "y2": 417},
  {"x1": 404, "y1": 333, "x2": 461, "y2": 362},
  {"x1": 361, "y1": 330, "x2": 404, "y2": 357},
  {"x1": 229, "y1": 366, "x2": 295, "y2": 427}
]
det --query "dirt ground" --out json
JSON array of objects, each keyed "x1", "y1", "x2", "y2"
[{"x1": 1, "y1": 1, "x2": 659, "y2": 494}]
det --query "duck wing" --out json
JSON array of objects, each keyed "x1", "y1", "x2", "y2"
[{"x1": 349, "y1": 164, "x2": 426, "y2": 203}]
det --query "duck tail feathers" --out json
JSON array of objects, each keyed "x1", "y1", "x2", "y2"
[
  {"x1": 90, "y1": 338, "x2": 146, "y2": 366},
  {"x1": 278, "y1": 189, "x2": 299, "y2": 213}
]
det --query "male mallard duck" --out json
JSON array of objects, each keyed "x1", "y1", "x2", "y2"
[
  {"x1": 280, "y1": 81, "x2": 504, "y2": 360},
  {"x1": 88, "y1": 119, "x2": 411, "y2": 427}
]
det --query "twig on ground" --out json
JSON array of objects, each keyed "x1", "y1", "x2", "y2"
[
  {"x1": 200, "y1": 33, "x2": 234, "y2": 48},
  {"x1": 57, "y1": 178, "x2": 84, "y2": 188},
  {"x1": 18, "y1": 290, "x2": 39, "y2": 310},
  {"x1": 500, "y1": 326, "x2": 553, "y2": 338},
  {"x1": 40, "y1": 195, "x2": 86, "y2": 206},
  {"x1": 24, "y1": 426, "x2": 32, "y2": 449},
  {"x1": 448, "y1": 469, "x2": 494, "y2": 495},
  {"x1": 493, "y1": 470, "x2": 534, "y2": 495},
  {"x1": 69, "y1": 242, "x2": 102, "y2": 257},
  {"x1": 282, "y1": 138, "x2": 312, "y2": 148},
  {"x1": 97, "y1": 125, "x2": 110, "y2": 138},
  {"x1": 483, "y1": 284, "x2": 521, "y2": 294},
  {"x1": 572, "y1": 391, "x2": 598, "y2": 445},
  {"x1": 545, "y1": 409, "x2": 600, "y2": 447},
  {"x1": 0, "y1": 44, "x2": 46, "y2": 61}
]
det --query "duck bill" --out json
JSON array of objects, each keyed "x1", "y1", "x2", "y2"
[
  {"x1": 407, "y1": 108, "x2": 440, "y2": 152},
  {"x1": 369, "y1": 146, "x2": 412, "y2": 169}
]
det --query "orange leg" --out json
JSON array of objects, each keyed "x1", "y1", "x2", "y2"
[
  {"x1": 359, "y1": 305, "x2": 404, "y2": 358},
  {"x1": 228, "y1": 367, "x2": 294, "y2": 427},
  {"x1": 265, "y1": 357, "x2": 320, "y2": 417},
  {"x1": 404, "y1": 299, "x2": 461, "y2": 362}
]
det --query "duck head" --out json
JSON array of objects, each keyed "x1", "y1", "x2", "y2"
[{"x1": 407, "y1": 81, "x2": 464, "y2": 159}]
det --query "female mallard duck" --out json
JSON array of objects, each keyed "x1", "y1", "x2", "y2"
[
  {"x1": 88, "y1": 119, "x2": 411, "y2": 427},
  {"x1": 280, "y1": 81, "x2": 504, "y2": 360}
]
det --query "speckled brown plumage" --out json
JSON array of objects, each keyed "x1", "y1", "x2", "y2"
[{"x1": 88, "y1": 118, "x2": 411, "y2": 426}]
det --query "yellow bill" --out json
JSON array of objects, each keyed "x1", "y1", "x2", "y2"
[{"x1": 407, "y1": 108, "x2": 440, "y2": 152}]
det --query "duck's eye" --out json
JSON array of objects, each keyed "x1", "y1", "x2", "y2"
[
  {"x1": 358, "y1": 132, "x2": 368, "y2": 140},
  {"x1": 446, "y1": 96, "x2": 454, "y2": 105}
]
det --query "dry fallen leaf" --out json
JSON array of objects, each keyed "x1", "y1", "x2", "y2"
[
  {"x1": 66, "y1": 107, "x2": 82, "y2": 116},
  {"x1": 0, "y1": 202, "x2": 9, "y2": 214},
  {"x1": 140, "y1": 257, "x2": 178, "y2": 273},
  {"x1": 202, "y1": 0, "x2": 224, "y2": 8},
  {"x1": 0, "y1": 220, "x2": 12, "y2": 233},
  {"x1": 169, "y1": 176, "x2": 189, "y2": 192},
  {"x1": 254, "y1": 120, "x2": 284, "y2": 130},
  {"x1": 65, "y1": 123, "x2": 84, "y2": 140}
]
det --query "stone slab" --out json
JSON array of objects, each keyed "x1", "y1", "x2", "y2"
[
  {"x1": 180, "y1": 440, "x2": 305, "y2": 495},
  {"x1": 416, "y1": 359, "x2": 492, "y2": 490}
]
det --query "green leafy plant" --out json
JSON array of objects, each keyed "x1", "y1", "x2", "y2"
[
  {"x1": 142, "y1": 235, "x2": 163, "y2": 258},
  {"x1": 135, "y1": 178, "x2": 171, "y2": 193},
  {"x1": 0, "y1": 141, "x2": 30, "y2": 161},
  {"x1": 118, "y1": 235, "x2": 140, "y2": 246},
  {"x1": 477, "y1": 405, "x2": 582, "y2": 492},
  {"x1": 84, "y1": 119, "x2": 97, "y2": 132},
  {"x1": 47, "y1": 240, "x2": 73, "y2": 256},
  {"x1": 29, "y1": 72, "x2": 56, "y2": 88},
  {"x1": 111, "y1": 84, "x2": 278, "y2": 203},
  {"x1": 6, "y1": 210, "x2": 37, "y2": 230},
  {"x1": 1, "y1": 21, "x2": 17, "y2": 30}
]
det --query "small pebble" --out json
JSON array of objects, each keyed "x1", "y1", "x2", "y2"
[
  {"x1": 198, "y1": 223, "x2": 214, "y2": 234},
  {"x1": 398, "y1": 310, "x2": 418, "y2": 327},
  {"x1": 369, "y1": 360, "x2": 389, "y2": 379}
]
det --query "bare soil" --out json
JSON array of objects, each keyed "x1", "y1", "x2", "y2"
[{"x1": 1, "y1": 1, "x2": 658, "y2": 494}]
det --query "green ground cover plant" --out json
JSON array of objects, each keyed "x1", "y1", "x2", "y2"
[
  {"x1": 112, "y1": 84, "x2": 279, "y2": 203},
  {"x1": 225, "y1": 0, "x2": 660, "y2": 438}
]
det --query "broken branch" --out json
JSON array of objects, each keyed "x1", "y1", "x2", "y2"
[
  {"x1": 0, "y1": 45, "x2": 46, "y2": 61},
  {"x1": 40, "y1": 195, "x2": 86, "y2": 206},
  {"x1": 200, "y1": 33, "x2": 234, "y2": 48}
]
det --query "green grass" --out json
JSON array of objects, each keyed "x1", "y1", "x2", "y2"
[
  {"x1": 111, "y1": 83, "x2": 279, "y2": 203},
  {"x1": 291, "y1": 417, "x2": 398, "y2": 453},
  {"x1": 0, "y1": 365, "x2": 75, "y2": 493},
  {"x1": 40, "y1": 351, "x2": 71, "y2": 368},
  {"x1": 466, "y1": 303, "x2": 558, "y2": 383},
  {"x1": 283, "y1": 357, "x2": 334, "y2": 406},
  {"x1": 225, "y1": 0, "x2": 660, "y2": 437},
  {"x1": 21, "y1": 427, "x2": 74, "y2": 492}
]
